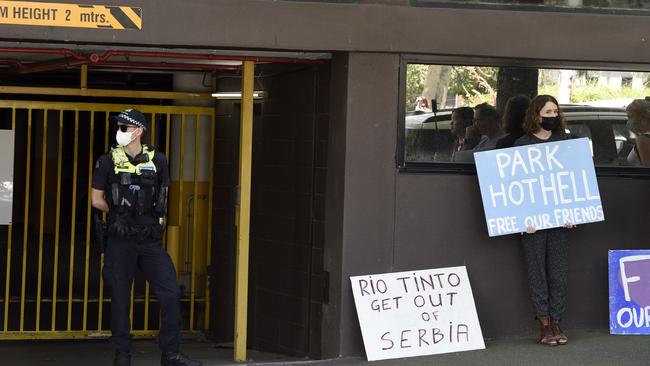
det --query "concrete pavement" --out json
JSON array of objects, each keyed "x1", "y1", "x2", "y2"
[{"x1": 1, "y1": 329, "x2": 649, "y2": 366}]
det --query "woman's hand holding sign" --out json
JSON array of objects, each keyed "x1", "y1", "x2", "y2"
[{"x1": 526, "y1": 222, "x2": 575, "y2": 234}]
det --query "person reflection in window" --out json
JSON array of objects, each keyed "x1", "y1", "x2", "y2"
[
  {"x1": 625, "y1": 99, "x2": 650, "y2": 166},
  {"x1": 473, "y1": 103, "x2": 505, "y2": 151},
  {"x1": 450, "y1": 107, "x2": 474, "y2": 161},
  {"x1": 452, "y1": 125, "x2": 482, "y2": 163},
  {"x1": 496, "y1": 95, "x2": 531, "y2": 149}
]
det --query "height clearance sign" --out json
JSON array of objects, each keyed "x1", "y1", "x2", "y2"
[
  {"x1": 0, "y1": 1, "x2": 142, "y2": 30},
  {"x1": 474, "y1": 138, "x2": 604, "y2": 237}
]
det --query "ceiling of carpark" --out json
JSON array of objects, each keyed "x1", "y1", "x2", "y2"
[{"x1": 0, "y1": 42, "x2": 331, "y2": 74}]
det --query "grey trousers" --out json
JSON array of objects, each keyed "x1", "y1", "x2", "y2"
[{"x1": 521, "y1": 228, "x2": 569, "y2": 320}]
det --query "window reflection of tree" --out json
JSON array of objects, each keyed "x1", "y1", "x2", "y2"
[{"x1": 432, "y1": 0, "x2": 650, "y2": 9}]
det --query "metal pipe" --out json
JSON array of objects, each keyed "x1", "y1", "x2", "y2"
[
  {"x1": 36, "y1": 109, "x2": 48, "y2": 332},
  {"x1": 82, "y1": 112, "x2": 95, "y2": 331},
  {"x1": 204, "y1": 110, "x2": 215, "y2": 331},
  {"x1": 234, "y1": 61, "x2": 255, "y2": 363},
  {"x1": 98, "y1": 50, "x2": 324, "y2": 64},
  {"x1": 51, "y1": 110, "x2": 64, "y2": 331},
  {"x1": 19, "y1": 109, "x2": 33, "y2": 333},
  {"x1": 0, "y1": 47, "x2": 324, "y2": 64},
  {"x1": 98, "y1": 113, "x2": 109, "y2": 331},
  {"x1": 190, "y1": 114, "x2": 200, "y2": 330},
  {"x1": 3, "y1": 109, "x2": 15, "y2": 332},
  {"x1": 178, "y1": 115, "x2": 186, "y2": 272},
  {"x1": 67, "y1": 111, "x2": 80, "y2": 331}
]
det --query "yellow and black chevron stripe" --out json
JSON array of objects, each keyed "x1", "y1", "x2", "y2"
[{"x1": 0, "y1": 1, "x2": 143, "y2": 30}]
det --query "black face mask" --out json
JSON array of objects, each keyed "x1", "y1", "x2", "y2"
[{"x1": 541, "y1": 116, "x2": 560, "y2": 131}]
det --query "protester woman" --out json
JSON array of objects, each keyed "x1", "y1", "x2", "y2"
[{"x1": 514, "y1": 95, "x2": 575, "y2": 346}]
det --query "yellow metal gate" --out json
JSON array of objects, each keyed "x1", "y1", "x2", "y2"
[{"x1": 0, "y1": 100, "x2": 215, "y2": 339}]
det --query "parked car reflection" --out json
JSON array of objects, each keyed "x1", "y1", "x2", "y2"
[{"x1": 405, "y1": 105, "x2": 637, "y2": 167}]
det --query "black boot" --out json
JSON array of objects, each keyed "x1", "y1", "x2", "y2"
[
  {"x1": 161, "y1": 351, "x2": 202, "y2": 366},
  {"x1": 114, "y1": 351, "x2": 131, "y2": 366}
]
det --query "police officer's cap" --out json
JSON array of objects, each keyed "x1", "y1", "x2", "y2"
[{"x1": 111, "y1": 108, "x2": 148, "y2": 130}]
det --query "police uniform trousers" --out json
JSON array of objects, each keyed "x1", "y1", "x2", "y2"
[
  {"x1": 104, "y1": 235, "x2": 181, "y2": 353},
  {"x1": 521, "y1": 228, "x2": 569, "y2": 321}
]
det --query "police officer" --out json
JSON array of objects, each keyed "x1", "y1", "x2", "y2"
[{"x1": 91, "y1": 109, "x2": 201, "y2": 366}]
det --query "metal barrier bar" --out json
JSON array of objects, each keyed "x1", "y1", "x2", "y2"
[
  {"x1": 67, "y1": 111, "x2": 80, "y2": 331},
  {"x1": 19, "y1": 109, "x2": 33, "y2": 332},
  {"x1": 190, "y1": 114, "x2": 200, "y2": 330},
  {"x1": 1, "y1": 101, "x2": 213, "y2": 339},
  {"x1": 144, "y1": 113, "x2": 155, "y2": 331},
  {"x1": 235, "y1": 60, "x2": 255, "y2": 362},
  {"x1": 162, "y1": 113, "x2": 171, "y2": 248},
  {"x1": 52, "y1": 110, "x2": 63, "y2": 331},
  {"x1": 0, "y1": 86, "x2": 214, "y2": 101},
  {"x1": 166, "y1": 113, "x2": 171, "y2": 163},
  {"x1": 98, "y1": 113, "x2": 109, "y2": 331},
  {"x1": 0, "y1": 330, "x2": 160, "y2": 340},
  {"x1": 35, "y1": 110, "x2": 48, "y2": 332},
  {"x1": 178, "y1": 114, "x2": 185, "y2": 242},
  {"x1": 3, "y1": 108, "x2": 15, "y2": 332},
  {"x1": 204, "y1": 112, "x2": 215, "y2": 331},
  {"x1": 0, "y1": 101, "x2": 213, "y2": 116},
  {"x1": 82, "y1": 112, "x2": 95, "y2": 331}
]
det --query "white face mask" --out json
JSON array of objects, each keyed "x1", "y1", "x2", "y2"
[{"x1": 116, "y1": 129, "x2": 135, "y2": 146}]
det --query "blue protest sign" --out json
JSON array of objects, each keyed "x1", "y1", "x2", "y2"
[
  {"x1": 474, "y1": 138, "x2": 604, "y2": 237},
  {"x1": 609, "y1": 250, "x2": 650, "y2": 334}
]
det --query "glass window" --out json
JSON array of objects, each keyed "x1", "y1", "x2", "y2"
[{"x1": 402, "y1": 63, "x2": 650, "y2": 170}]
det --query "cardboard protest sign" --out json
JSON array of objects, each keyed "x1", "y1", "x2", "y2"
[
  {"x1": 474, "y1": 138, "x2": 604, "y2": 237},
  {"x1": 350, "y1": 267, "x2": 485, "y2": 361},
  {"x1": 609, "y1": 250, "x2": 650, "y2": 335}
]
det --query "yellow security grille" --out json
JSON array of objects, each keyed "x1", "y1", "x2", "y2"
[{"x1": 0, "y1": 100, "x2": 215, "y2": 340}]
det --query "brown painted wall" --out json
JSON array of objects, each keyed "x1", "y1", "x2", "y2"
[
  {"x1": 2, "y1": 1, "x2": 649, "y2": 65},
  {"x1": 323, "y1": 51, "x2": 650, "y2": 358},
  {"x1": 324, "y1": 52, "x2": 399, "y2": 357}
]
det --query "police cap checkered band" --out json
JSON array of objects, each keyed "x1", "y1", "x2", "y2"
[{"x1": 111, "y1": 108, "x2": 147, "y2": 130}]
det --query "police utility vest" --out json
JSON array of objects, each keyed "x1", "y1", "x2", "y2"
[{"x1": 109, "y1": 144, "x2": 160, "y2": 218}]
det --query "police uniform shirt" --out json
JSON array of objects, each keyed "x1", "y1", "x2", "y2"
[{"x1": 92, "y1": 147, "x2": 170, "y2": 226}]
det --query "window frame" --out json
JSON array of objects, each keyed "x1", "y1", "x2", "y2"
[
  {"x1": 410, "y1": 0, "x2": 650, "y2": 16},
  {"x1": 397, "y1": 54, "x2": 650, "y2": 178}
]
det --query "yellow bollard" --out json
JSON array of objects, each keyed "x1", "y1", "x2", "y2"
[{"x1": 166, "y1": 226, "x2": 181, "y2": 272}]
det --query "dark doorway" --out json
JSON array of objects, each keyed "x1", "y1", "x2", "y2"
[{"x1": 210, "y1": 62, "x2": 330, "y2": 358}]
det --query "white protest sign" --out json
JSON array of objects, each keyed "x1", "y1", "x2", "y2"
[{"x1": 350, "y1": 267, "x2": 485, "y2": 361}]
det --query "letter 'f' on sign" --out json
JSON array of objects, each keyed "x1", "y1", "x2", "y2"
[{"x1": 620, "y1": 255, "x2": 650, "y2": 302}]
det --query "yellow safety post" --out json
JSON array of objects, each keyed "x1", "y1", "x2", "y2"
[
  {"x1": 3, "y1": 109, "x2": 15, "y2": 332},
  {"x1": 36, "y1": 110, "x2": 48, "y2": 332},
  {"x1": 52, "y1": 110, "x2": 64, "y2": 331},
  {"x1": 67, "y1": 111, "x2": 80, "y2": 331},
  {"x1": 234, "y1": 60, "x2": 254, "y2": 362},
  {"x1": 19, "y1": 109, "x2": 33, "y2": 332}
]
